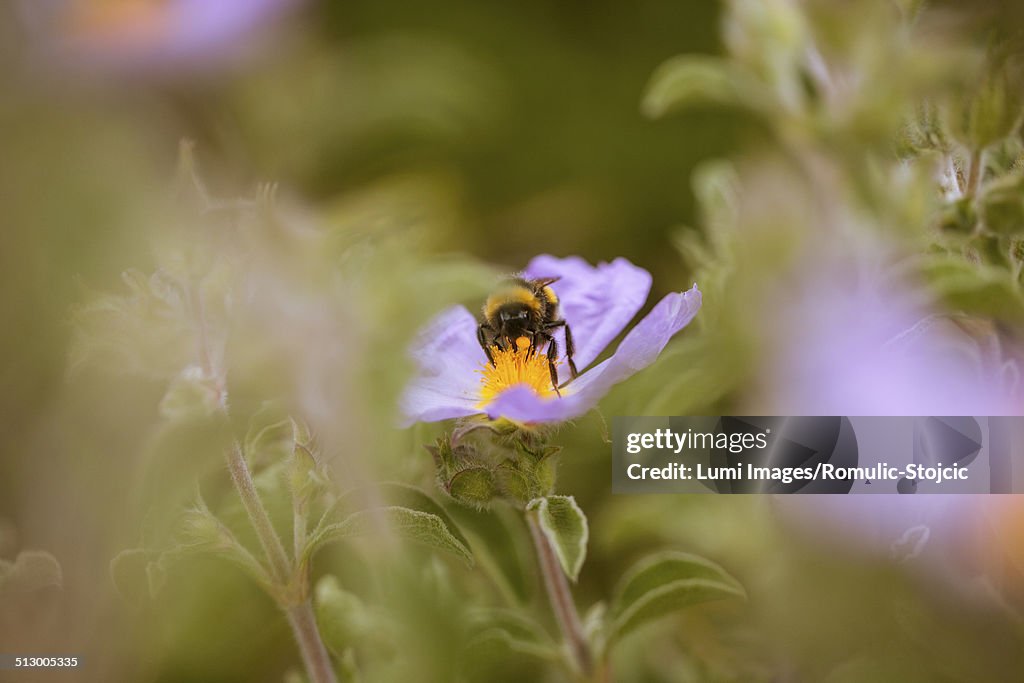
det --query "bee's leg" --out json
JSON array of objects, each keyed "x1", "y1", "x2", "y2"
[
  {"x1": 544, "y1": 319, "x2": 578, "y2": 384},
  {"x1": 562, "y1": 322, "x2": 579, "y2": 381},
  {"x1": 477, "y1": 323, "x2": 496, "y2": 366},
  {"x1": 541, "y1": 333, "x2": 561, "y2": 396}
]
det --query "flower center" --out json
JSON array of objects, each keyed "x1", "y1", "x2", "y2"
[{"x1": 478, "y1": 337, "x2": 559, "y2": 406}]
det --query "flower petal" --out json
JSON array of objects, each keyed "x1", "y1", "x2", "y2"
[
  {"x1": 399, "y1": 305, "x2": 486, "y2": 425},
  {"x1": 524, "y1": 255, "x2": 652, "y2": 370},
  {"x1": 485, "y1": 285, "x2": 702, "y2": 422}
]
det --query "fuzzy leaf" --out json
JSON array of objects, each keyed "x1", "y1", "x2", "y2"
[
  {"x1": 376, "y1": 483, "x2": 471, "y2": 551},
  {"x1": 308, "y1": 506, "x2": 473, "y2": 567},
  {"x1": 291, "y1": 444, "x2": 326, "y2": 507},
  {"x1": 527, "y1": 495, "x2": 588, "y2": 581},
  {"x1": 611, "y1": 551, "x2": 745, "y2": 642}
]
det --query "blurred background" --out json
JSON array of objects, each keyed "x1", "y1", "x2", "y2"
[{"x1": 3, "y1": 0, "x2": 1024, "y2": 681}]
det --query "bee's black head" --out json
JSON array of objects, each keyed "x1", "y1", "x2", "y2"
[
  {"x1": 499, "y1": 308, "x2": 529, "y2": 323},
  {"x1": 496, "y1": 303, "x2": 534, "y2": 340}
]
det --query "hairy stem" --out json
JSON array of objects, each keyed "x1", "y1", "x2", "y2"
[
  {"x1": 527, "y1": 512, "x2": 593, "y2": 678},
  {"x1": 225, "y1": 440, "x2": 292, "y2": 583},
  {"x1": 286, "y1": 601, "x2": 338, "y2": 683},
  {"x1": 225, "y1": 440, "x2": 338, "y2": 683}
]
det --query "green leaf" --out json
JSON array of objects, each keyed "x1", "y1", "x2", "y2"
[
  {"x1": 464, "y1": 607, "x2": 559, "y2": 661},
  {"x1": 936, "y1": 197, "x2": 977, "y2": 235},
  {"x1": 308, "y1": 506, "x2": 473, "y2": 567},
  {"x1": 527, "y1": 495, "x2": 588, "y2": 581},
  {"x1": 176, "y1": 499, "x2": 232, "y2": 552},
  {"x1": 175, "y1": 507, "x2": 274, "y2": 589},
  {"x1": 917, "y1": 255, "x2": 1024, "y2": 325},
  {"x1": 0, "y1": 550, "x2": 62, "y2": 596},
  {"x1": 611, "y1": 551, "x2": 745, "y2": 643},
  {"x1": 315, "y1": 575, "x2": 385, "y2": 656},
  {"x1": 948, "y1": 67, "x2": 1023, "y2": 151},
  {"x1": 979, "y1": 173, "x2": 1024, "y2": 234},
  {"x1": 642, "y1": 55, "x2": 766, "y2": 119},
  {"x1": 460, "y1": 607, "x2": 557, "y2": 681},
  {"x1": 244, "y1": 402, "x2": 295, "y2": 468},
  {"x1": 291, "y1": 443, "x2": 326, "y2": 507},
  {"x1": 375, "y1": 483, "x2": 472, "y2": 551}
]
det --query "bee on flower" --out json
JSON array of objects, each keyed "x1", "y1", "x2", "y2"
[{"x1": 400, "y1": 254, "x2": 702, "y2": 426}]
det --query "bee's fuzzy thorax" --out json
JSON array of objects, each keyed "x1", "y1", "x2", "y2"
[{"x1": 483, "y1": 283, "x2": 544, "y2": 321}]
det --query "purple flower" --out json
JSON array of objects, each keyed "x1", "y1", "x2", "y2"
[
  {"x1": 400, "y1": 255, "x2": 702, "y2": 426},
  {"x1": 23, "y1": 0, "x2": 301, "y2": 77}
]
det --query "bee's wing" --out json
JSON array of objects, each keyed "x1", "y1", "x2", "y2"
[{"x1": 531, "y1": 276, "x2": 561, "y2": 288}]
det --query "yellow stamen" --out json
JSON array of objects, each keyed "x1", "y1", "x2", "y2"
[{"x1": 478, "y1": 340, "x2": 559, "y2": 407}]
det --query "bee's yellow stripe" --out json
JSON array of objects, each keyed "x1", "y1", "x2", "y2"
[{"x1": 484, "y1": 284, "x2": 542, "y2": 320}]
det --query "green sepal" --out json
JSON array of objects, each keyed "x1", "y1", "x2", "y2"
[{"x1": 448, "y1": 467, "x2": 498, "y2": 508}]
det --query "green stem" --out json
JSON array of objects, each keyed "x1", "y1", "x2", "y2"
[
  {"x1": 224, "y1": 441, "x2": 292, "y2": 583},
  {"x1": 224, "y1": 440, "x2": 338, "y2": 683},
  {"x1": 286, "y1": 601, "x2": 338, "y2": 683},
  {"x1": 527, "y1": 512, "x2": 593, "y2": 679}
]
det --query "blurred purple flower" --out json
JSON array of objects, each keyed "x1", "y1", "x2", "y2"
[
  {"x1": 400, "y1": 255, "x2": 702, "y2": 426},
  {"x1": 23, "y1": 0, "x2": 301, "y2": 77},
  {"x1": 768, "y1": 274, "x2": 1020, "y2": 415},
  {"x1": 768, "y1": 268, "x2": 1021, "y2": 592}
]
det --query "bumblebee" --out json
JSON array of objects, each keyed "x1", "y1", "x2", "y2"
[{"x1": 477, "y1": 276, "x2": 579, "y2": 393}]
